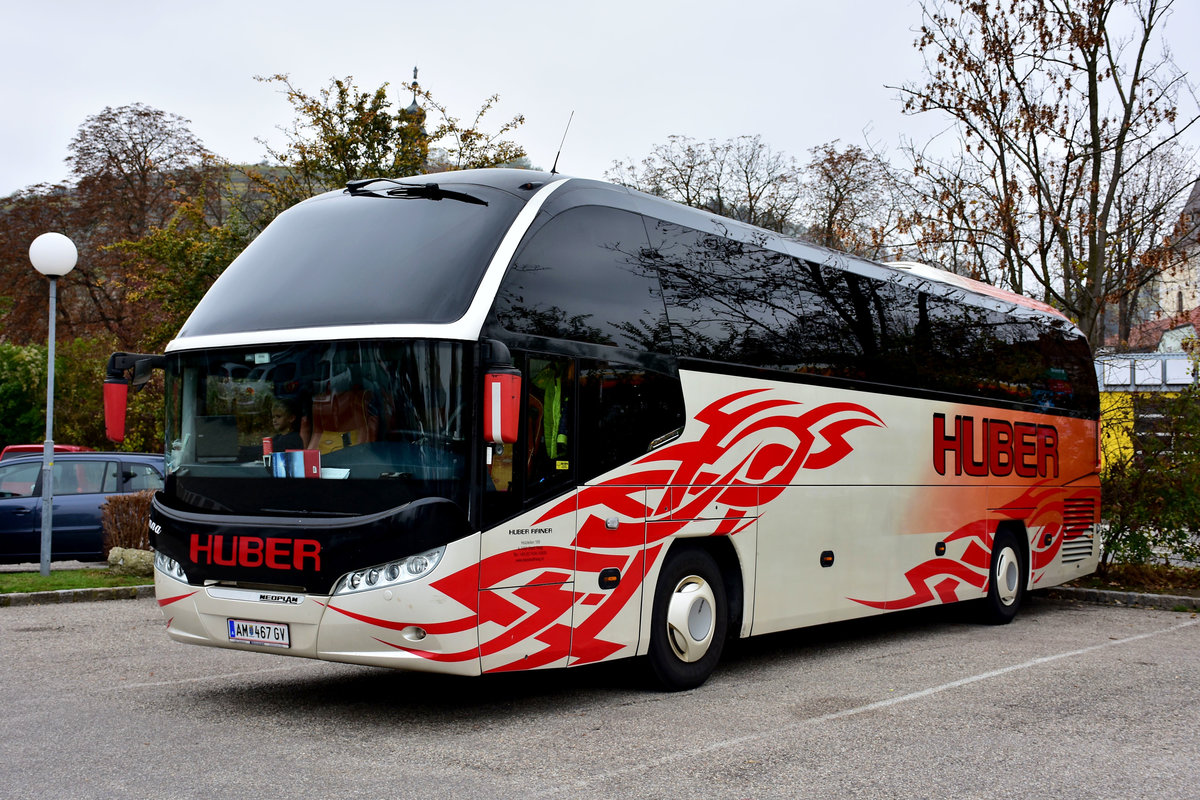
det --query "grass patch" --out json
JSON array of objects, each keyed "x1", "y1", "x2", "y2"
[{"x1": 0, "y1": 569, "x2": 151, "y2": 594}]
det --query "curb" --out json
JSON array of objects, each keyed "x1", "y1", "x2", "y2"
[
  {"x1": 1037, "y1": 586, "x2": 1200, "y2": 612},
  {"x1": 0, "y1": 584, "x2": 155, "y2": 607}
]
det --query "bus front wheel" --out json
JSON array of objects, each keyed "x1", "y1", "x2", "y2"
[
  {"x1": 647, "y1": 547, "x2": 728, "y2": 691},
  {"x1": 980, "y1": 528, "x2": 1025, "y2": 625}
]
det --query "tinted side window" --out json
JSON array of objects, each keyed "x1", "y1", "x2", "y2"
[
  {"x1": 577, "y1": 361, "x2": 686, "y2": 482},
  {"x1": 0, "y1": 462, "x2": 40, "y2": 498},
  {"x1": 902, "y1": 294, "x2": 1097, "y2": 412},
  {"x1": 1037, "y1": 332, "x2": 1099, "y2": 414},
  {"x1": 482, "y1": 352, "x2": 577, "y2": 527},
  {"x1": 650, "y1": 220, "x2": 870, "y2": 374},
  {"x1": 495, "y1": 207, "x2": 669, "y2": 350},
  {"x1": 526, "y1": 356, "x2": 575, "y2": 499},
  {"x1": 648, "y1": 218, "x2": 1094, "y2": 413},
  {"x1": 52, "y1": 461, "x2": 112, "y2": 494},
  {"x1": 652, "y1": 224, "x2": 790, "y2": 364}
]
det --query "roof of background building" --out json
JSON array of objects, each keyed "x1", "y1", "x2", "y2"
[{"x1": 1109, "y1": 306, "x2": 1200, "y2": 352}]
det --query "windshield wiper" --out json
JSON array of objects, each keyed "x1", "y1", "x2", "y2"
[
  {"x1": 259, "y1": 508, "x2": 360, "y2": 517},
  {"x1": 345, "y1": 178, "x2": 488, "y2": 206}
]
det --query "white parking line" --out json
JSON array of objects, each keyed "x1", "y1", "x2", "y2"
[
  {"x1": 536, "y1": 616, "x2": 1200, "y2": 797},
  {"x1": 809, "y1": 616, "x2": 1198, "y2": 723}
]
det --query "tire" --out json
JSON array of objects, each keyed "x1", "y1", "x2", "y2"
[
  {"x1": 647, "y1": 547, "x2": 728, "y2": 691},
  {"x1": 980, "y1": 528, "x2": 1026, "y2": 625}
]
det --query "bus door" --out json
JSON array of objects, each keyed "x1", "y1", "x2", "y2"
[{"x1": 479, "y1": 354, "x2": 580, "y2": 673}]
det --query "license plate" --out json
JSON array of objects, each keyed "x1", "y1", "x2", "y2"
[{"x1": 227, "y1": 618, "x2": 290, "y2": 648}]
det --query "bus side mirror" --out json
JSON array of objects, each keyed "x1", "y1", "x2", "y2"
[
  {"x1": 104, "y1": 377, "x2": 129, "y2": 443},
  {"x1": 484, "y1": 371, "x2": 521, "y2": 445},
  {"x1": 104, "y1": 352, "x2": 166, "y2": 443}
]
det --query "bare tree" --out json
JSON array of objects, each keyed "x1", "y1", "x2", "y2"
[
  {"x1": 67, "y1": 104, "x2": 217, "y2": 344},
  {"x1": 898, "y1": 0, "x2": 1199, "y2": 343},
  {"x1": 1104, "y1": 148, "x2": 1197, "y2": 342},
  {"x1": 798, "y1": 141, "x2": 904, "y2": 259},
  {"x1": 608, "y1": 135, "x2": 802, "y2": 233},
  {"x1": 0, "y1": 185, "x2": 78, "y2": 344},
  {"x1": 67, "y1": 103, "x2": 214, "y2": 240},
  {"x1": 0, "y1": 104, "x2": 216, "y2": 347}
]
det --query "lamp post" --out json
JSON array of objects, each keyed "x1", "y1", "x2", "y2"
[{"x1": 28, "y1": 233, "x2": 77, "y2": 578}]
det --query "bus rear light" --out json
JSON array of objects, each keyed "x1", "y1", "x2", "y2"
[{"x1": 334, "y1": 546, "x2": 446, "y2": 595}]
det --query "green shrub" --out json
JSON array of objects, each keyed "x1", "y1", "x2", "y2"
[
  {"x1": 1101, "y1": 386, "x2": 1200, "y2": 571},
  {"x1": 0, "y1": 343, "x2": 47, "y2": 448},
  {"x1": 0, "y1": 334, "x2": 165, "y2": 453},
  {"x1": 54, "y1": 334, "x2": 164, "y2": 453}
]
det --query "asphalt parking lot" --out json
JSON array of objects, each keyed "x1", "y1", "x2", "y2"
[{"x1": 1, "y1": 592, "x2": 1197, "y2": 799}]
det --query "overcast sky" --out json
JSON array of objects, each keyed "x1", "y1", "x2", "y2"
[{"x1": 2, "y1": 0, "x2": 1198, "y2": 198}]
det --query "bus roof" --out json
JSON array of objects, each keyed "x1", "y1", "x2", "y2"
[{"x1": 167, "y1": 169, "x2": 1083, "y2": 352}]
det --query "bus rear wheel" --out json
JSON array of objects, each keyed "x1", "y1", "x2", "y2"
[
  {"x1": 647, "y1": 547, "x2": 728, "y2": 691},
  {"x1": 980, "y1": 528, "x2": 1025, "y2": 625}
]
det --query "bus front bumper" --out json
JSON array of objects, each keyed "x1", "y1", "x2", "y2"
[{"x1": 152, "y1": 537, "x2": 484, "y2": 676}]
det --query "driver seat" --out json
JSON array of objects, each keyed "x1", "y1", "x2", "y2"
[{"x1": 307, "y1": 389, "x2": 378, "y2": 454}]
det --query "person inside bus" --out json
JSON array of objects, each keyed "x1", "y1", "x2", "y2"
[
  {"x1": 526, "y1": 359, "x2": 572, "y2": 488},
  {"x1": 269, "y1": 398, "x2": 306, "y2": 451}
]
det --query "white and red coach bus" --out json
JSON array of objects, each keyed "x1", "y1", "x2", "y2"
[{"x1": 105, "y1": 169, "x2": 1100, "y2": 689}]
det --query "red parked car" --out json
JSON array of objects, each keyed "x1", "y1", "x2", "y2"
[{"x1": 0, "y1": 444, "x2": 93, "y2": 460}]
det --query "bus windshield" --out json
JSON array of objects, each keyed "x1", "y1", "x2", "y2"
[
  {"x1": 163, "y1": 340, "x2": 472, "y2": 517},
  {"x1": 175, "y1": 185, "x2": 526, "y2": 340}
]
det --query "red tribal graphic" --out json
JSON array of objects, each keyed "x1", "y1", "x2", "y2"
[
  {"x1": 542, "y1": 390, "x2": 886, "y2": 549},
  {"x1": 329, "y1": 389, "x2": 885, "y2": 669},
  {"x1": 850, "y1": 482, "x2": 1099, "y2": 610}
]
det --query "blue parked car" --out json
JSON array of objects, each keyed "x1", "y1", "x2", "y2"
[{"x1": 0, "y1": 452, "x2": 164, "y2": 563}]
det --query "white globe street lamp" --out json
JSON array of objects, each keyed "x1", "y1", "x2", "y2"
[{"x1": 29, "y1": 232, "x2": 77, "y2": 577}]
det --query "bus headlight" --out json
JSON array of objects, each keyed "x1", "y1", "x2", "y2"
[
  {"x1": 154, "y1": 551, "x2": 189, "y2": 582},
  {"x1": 334, "y1": 546, "x2": 446, "y2": 595}
]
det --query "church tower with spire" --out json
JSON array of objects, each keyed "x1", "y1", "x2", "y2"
[
  {"x1": 1156, "y1": 176, "x2": 1200, "y2": 317},
  {"x1": 398, "y1": 65, "x2": 429, "y2": 173}
]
